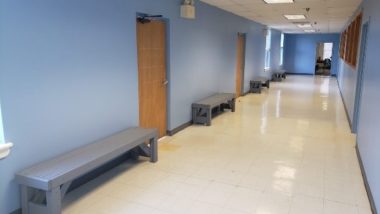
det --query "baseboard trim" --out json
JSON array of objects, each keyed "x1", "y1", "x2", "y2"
[
  {"x1": 285, "y1": 72, "x2": 314, "y2": 76},
  {"x1": 167, "y1": 121, "x2": 193, "y2": 136},
  {"x1": 356, "y1": 145, "x2": 378, "y2": 214},
  {"x1": 10, "y1": 209, "x2": 21, "y2": 214},
  {"x1": 337, "y1": 80, "x2": 353, "y2": 131}
]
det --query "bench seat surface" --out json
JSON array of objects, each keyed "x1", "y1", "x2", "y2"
[
  {"x1": 16, "y1": 127, "x2": 157, "y2": 190},
  {"x1": 252, "y1": 77, "x2": 268, "y2": 83},
  {"x1": 192, "y1": 93, "x2": 235, "y2": 108}
]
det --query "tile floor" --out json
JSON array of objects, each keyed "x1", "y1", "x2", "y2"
[{"x1": 63, "y1": 75, "x2": 372, "y2": 214}]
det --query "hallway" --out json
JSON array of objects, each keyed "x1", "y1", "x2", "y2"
[{"x1": 63, "y1": 76, "x2": 371, "y2": 214}]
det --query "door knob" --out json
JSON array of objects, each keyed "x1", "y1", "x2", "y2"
[{"x1": 163, "y1": 80, "x2": 169, "y2": 85}]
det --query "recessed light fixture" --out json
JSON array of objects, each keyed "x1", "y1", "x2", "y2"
[
  {"x1": 297, "y1": 23, "x2": 312, "y2": 28},
  {"x1": 284, "y1": 15, "x2": 306, "y2": 20},
  {"x1": 304, "y1": 29, "x2": 316, "y2": 33},
  {"x1": 263, "y1": 0, "x2": 294, "y2": 4}
]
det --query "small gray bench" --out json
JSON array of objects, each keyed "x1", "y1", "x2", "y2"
[
  {"x1": 272, "y1": 70, "x2": 287, "y2": 82},
  {"x1": 16, "y1": 127, "x2": 158, "y2": 214},
  {"x1": 272, "y1": 72, "x2": 283, "y2": 82},
  {"x1": 192, "y1": 93, "x2": 236, "y2": 126},
  {"x1": 250, "y1": 77, "x2": 270, "y2": 93}
]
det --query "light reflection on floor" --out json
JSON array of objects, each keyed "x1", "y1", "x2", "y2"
[{"x1": 63, "y1": 75, "x2": 371, "y2": 214}]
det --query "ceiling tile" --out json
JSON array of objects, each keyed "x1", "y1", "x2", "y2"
[{"x1": 200, "y1": 0, "x2": 362, "y2": 33}]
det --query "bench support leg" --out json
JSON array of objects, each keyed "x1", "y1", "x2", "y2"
[
  {"x1": 206, "y1": 108, "x2": 212, "y2": 126},
  {"x1": 229, "y1": 99, "x2": 236, "y2": 112},
  {"x1": 21, "y1": 185, "x2": 30, "y2": 214},
  {"x1": 149, "y1": 137, "x2": 158, "y2": 163},
  {"x1": 46, "y1": 187, "x2": 61, "y2": 214},
  {"x1": 192, "y1": 107, "x2": 197, "y2": 124},
  {"x1": 60, "y1": 182, "x2": 72, "y2": 199}
]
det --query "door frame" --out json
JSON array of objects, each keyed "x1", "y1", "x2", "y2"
[
  {"x1": 314, "y1": 42, "x2": 333, "y2": 76},
  {"x1": 352, "y1": 21, "x2": 369, "y2": 133},
  {"x1": 136, "y1": 13, "x2": 170, "y2": 137},
  {"x1": 236, "y1": 33, "x2": 246, "y2": 97}
]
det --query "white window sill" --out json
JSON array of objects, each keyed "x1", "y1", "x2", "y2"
[{"x1": 0, "y1": 143, "x2": 13, "y2": 160}]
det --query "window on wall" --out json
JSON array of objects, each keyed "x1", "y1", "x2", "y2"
[
  {"x1": 323, "y1": 43, "x2": 333, "y2": 59},
  {"x1": 265, "y1": 29, "x2": 272, "y2": 70},
  {"x1": 280, "y1": 33, "x2": 285, "y2": 66},
  {"x1": 339, "y1": 12, "x2": 362, "y2": 67}
]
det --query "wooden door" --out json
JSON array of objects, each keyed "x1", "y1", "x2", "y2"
[
  {"x1": 236, "y1": 34, "x2": 245, "y2": 97},
  {"x1": 137, "y1": 19, "x2": 167, "y2": 138}
]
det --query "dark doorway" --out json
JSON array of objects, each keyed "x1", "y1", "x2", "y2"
[{"x1": 315, "y1": 42, "x2": 333, "y2": 76}]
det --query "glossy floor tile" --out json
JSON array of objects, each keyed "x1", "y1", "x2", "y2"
[{"x1": 63, "y1": 75, "x2": 371, "y2": 214}]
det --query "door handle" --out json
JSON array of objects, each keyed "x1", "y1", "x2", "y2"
[{"x1": 163, "y1": 80, "x2": 169, "y2": 85}]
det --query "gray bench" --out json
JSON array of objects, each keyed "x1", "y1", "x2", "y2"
[
  {"x1": 16, "y1": 127, "x2": 158, "y2": 214},
  {"x1": 272, "y1": 70, "x2": 286, "y2": 82},
  {"x1": 272, "y1": 72, "x2": 283, "y2": 82},
  {"x1": 250, "y1": 77, "x2": 270, "y2": 93},
  {"x1": 192, "y1": 93, "x2": 236, "y2": 126}
]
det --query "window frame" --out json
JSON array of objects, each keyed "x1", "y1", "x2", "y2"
[
  {"x1": 264, "y1": 29, "x2": 272, "y2": 70},
  {"x1": 280, "y1": 33, "x2": 285, "y2": 66},
  {"x1": 339, "y1": 12, "x2": 362, "y2": 68}
]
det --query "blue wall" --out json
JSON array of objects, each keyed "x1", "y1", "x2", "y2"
[
  {"x1": 337, "y1": 62, "x2": 358, "y2": 122},
  {"x1": 337, "y1": 0, "x2": 380, "y2": 210},
  {"x1": 283, "y1": 33, "x2": 340, "y2": 75},
  {"x1": 0, "y1": 0, "x2": 279, "y2": 213}
]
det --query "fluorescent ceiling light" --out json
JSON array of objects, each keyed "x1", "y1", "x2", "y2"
[
  {"x1": 263, "y1": 0, "x2": 294, "y2": 4},
  {"x1": 304, "y1": 29, "x2": 316, "y2": 33},
  {"x1": 297, "y1": 23, "x2": 312, "y2": 28},
  {"x1": 284, "y1": 15, "x2": 306, "y2": 20}
]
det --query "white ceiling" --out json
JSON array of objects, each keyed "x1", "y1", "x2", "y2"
[{"x1": 200, "y1": 0, "x2": 362, "y2": 33}]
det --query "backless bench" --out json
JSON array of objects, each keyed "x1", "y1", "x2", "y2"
[
  {"x1": 192, "y1": 93, "x2": 236, "y2": 126},
  {"x1": 272, "y1": 69, "x2": 286, "y2": 82},
  {"x1": 16, "y1": 127, "x2": 158, "y2": 214},
  {"x1": 250, "y1": 77, "x2": 270, "y2": 93}
]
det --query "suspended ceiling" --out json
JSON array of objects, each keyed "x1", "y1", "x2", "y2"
[{"x1": 200, "y1": 0, "x2": 362, "y2": 33}]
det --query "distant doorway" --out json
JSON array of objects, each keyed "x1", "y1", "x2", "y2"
[{"x1": 315, "y1": 42, "x2": 333, "y2": 76}]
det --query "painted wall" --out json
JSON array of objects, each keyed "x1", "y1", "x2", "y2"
[
  {"x1": 345, "y1": 0, "x2": 380, "y2": 210},
  {"x1": 0, "y1": 0, "x2": 279, "y2": 213},
  {"x1": 283, "y1": 33, "x2": 340, "y2": 75},
  {"x1": 337, "y1": 61, "x2": 358, "y2": 122}
]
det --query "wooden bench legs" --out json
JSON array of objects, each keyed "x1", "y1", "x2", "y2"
[
  {"x1": 21, "y1": 185, "x2": 63, "y2": 214},
  {"x1": 192, "y1": 107, "x2": 212, "y2": 126},
  {"x1": 20, "y1": 138, "x2": 158, "y2": 214},
  {"x1": 272, "y1": 73, "x2": 283, "y2": 82},
  {"x1": 250, "y1": 81, "x2": 262, "y2": 93},
  {"x1": 46, "y1": 187, "x2": 62, "y2": 214},
  {"x1": 228, "y1": 99, "x2": 236, "y2": 112},
  {"x1": 149, "y1": 137, "x2": 158, "y2": 163},
  {"x1": 192, "y1": 98, "x2": 235, "y2": 126},
  {"x1": 20, "y1": 185, "x2": 30, "y2": 214},
  {"x1": 250, "y1": 79, "x2": 270, "y2": 94}
]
